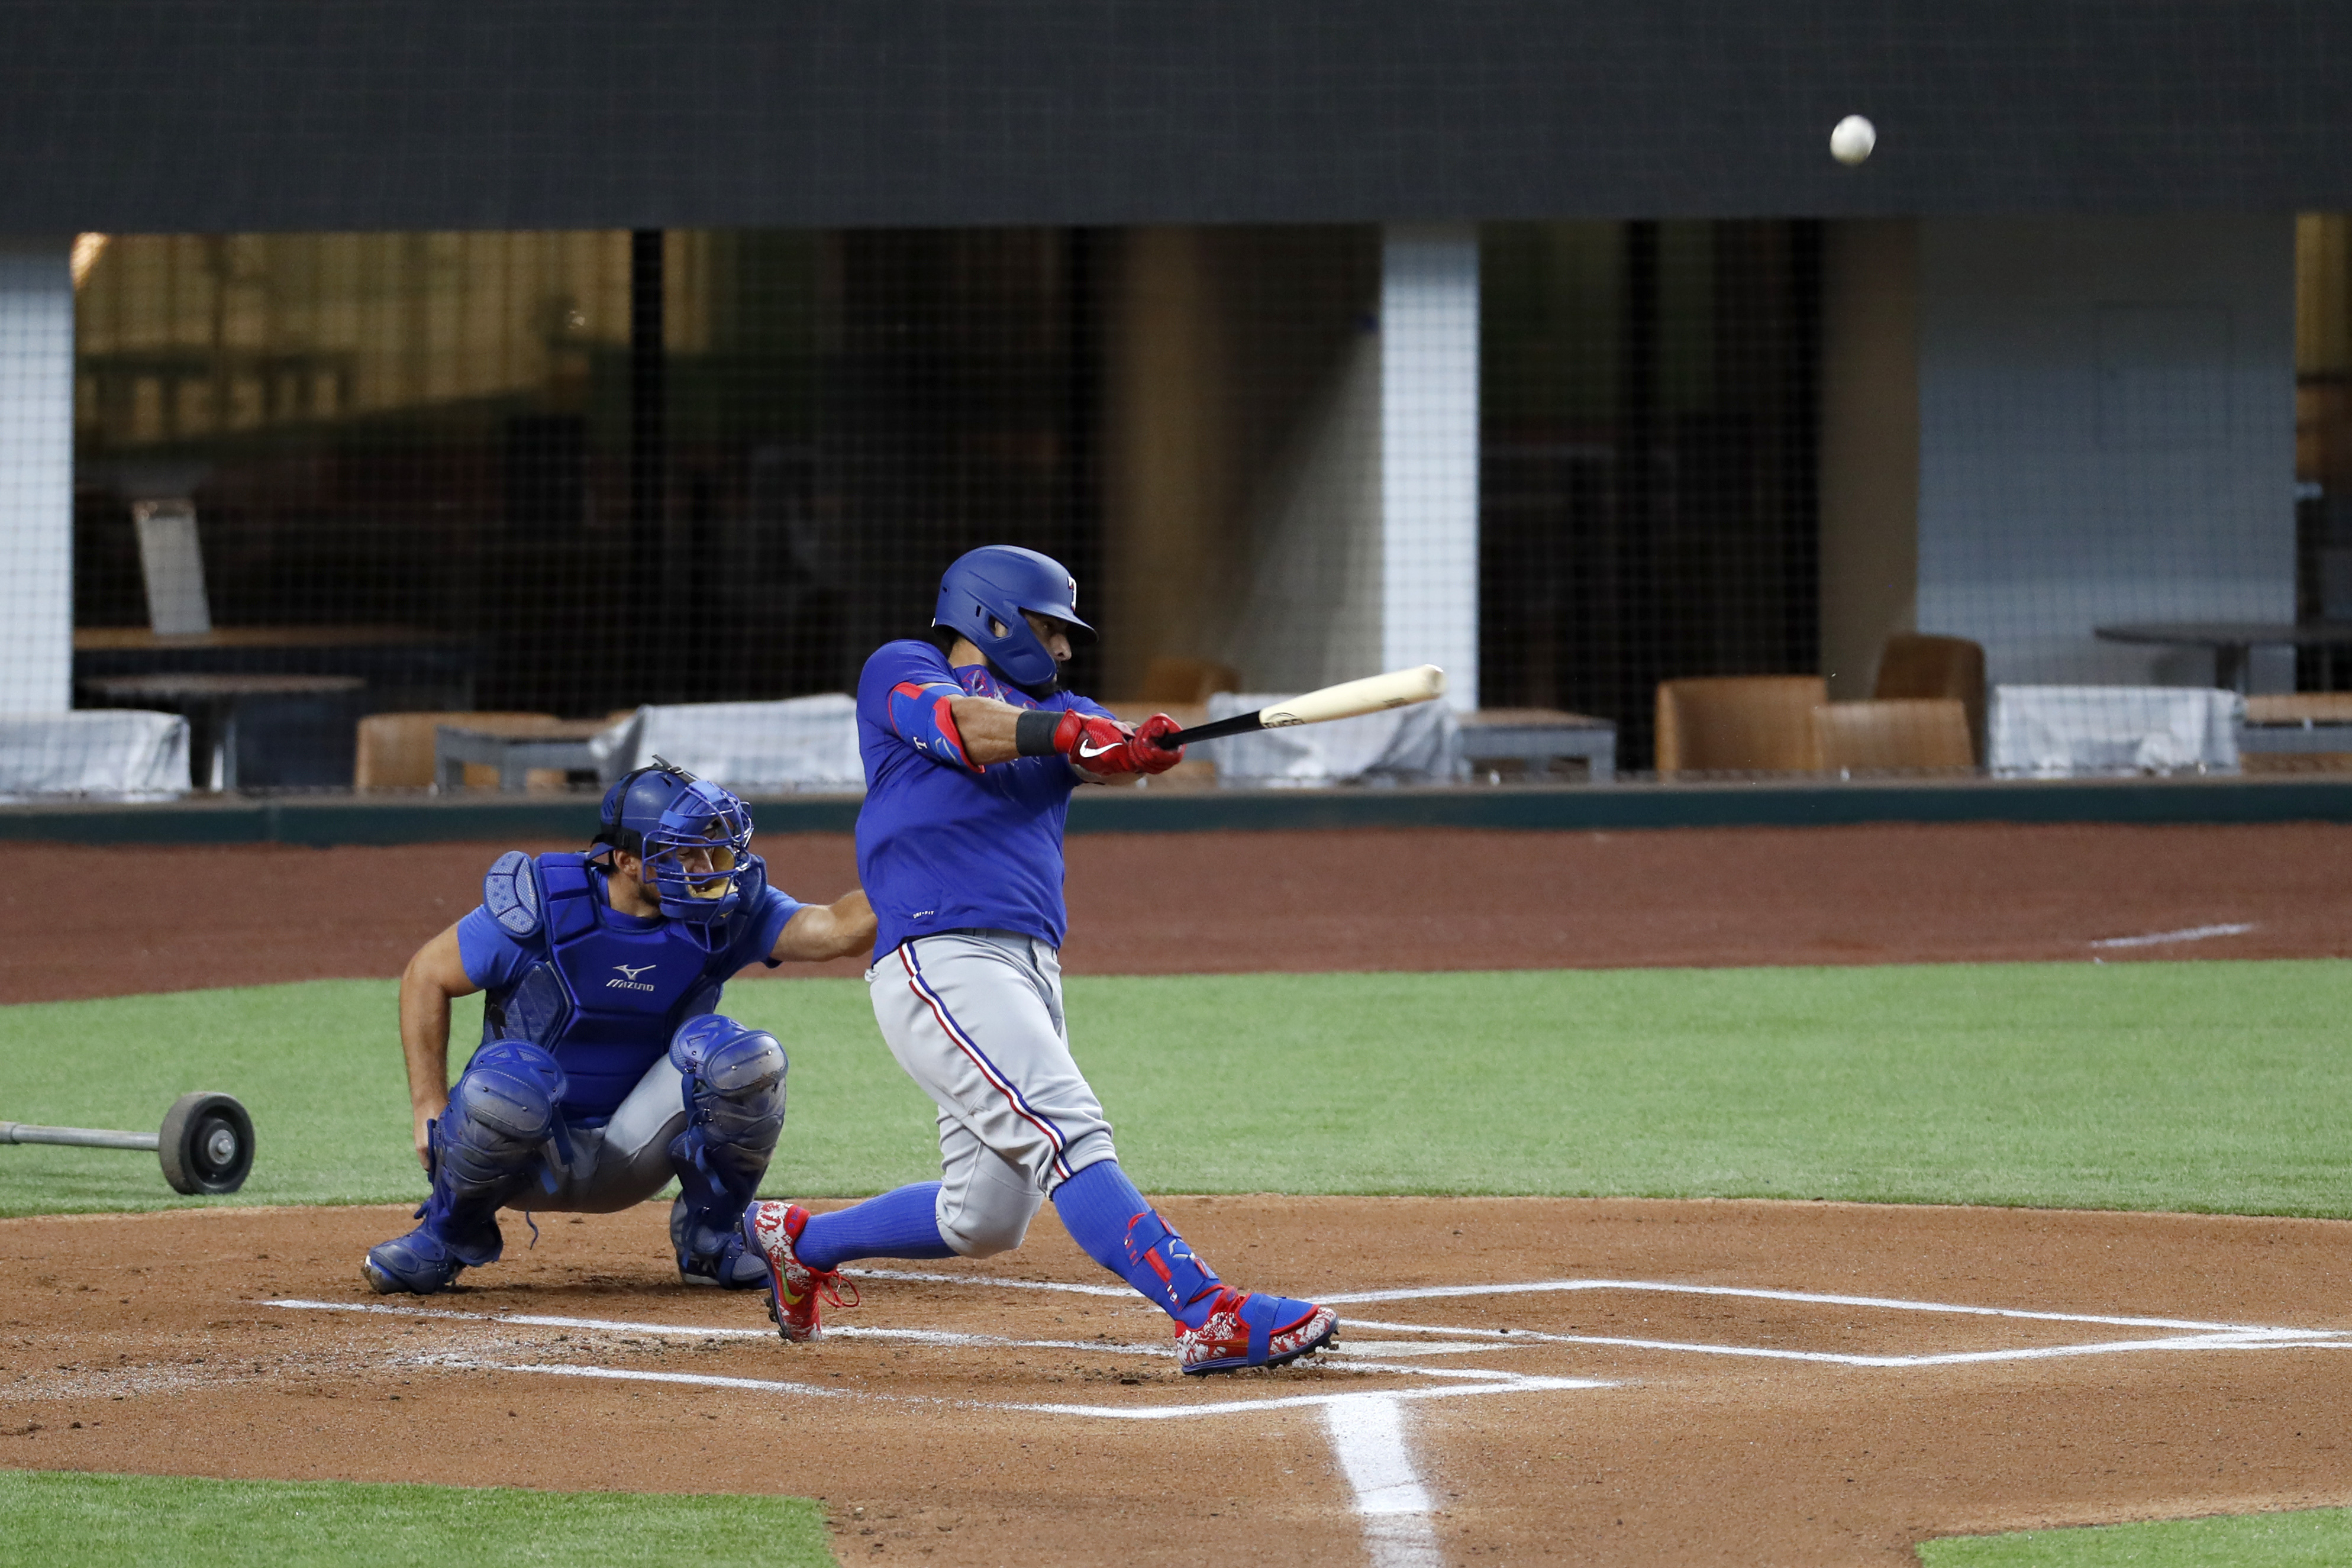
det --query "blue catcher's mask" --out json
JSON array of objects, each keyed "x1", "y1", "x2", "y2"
[
  {"x1": 932, "y1": 544, "x2": 1096, "y2": 691},
  {"x1": 595, "y1": 759, "x2": 759, "y2": 924}
]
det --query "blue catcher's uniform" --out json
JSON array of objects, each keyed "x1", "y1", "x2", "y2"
[
  {"x1": 457, "y1": 851, "x2": 799, "y2": 1116},
  {"x1": 364, "y1": 765, "x2": 805, "y2": 1296}
]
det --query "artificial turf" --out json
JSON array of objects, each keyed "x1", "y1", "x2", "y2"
[
  {"x1": 1916, "y1": 1508, "x2": 2352, "y2": 1566},
  {"x1": 0, "y1": 1470, "x2": 833, "y2": 1567},
  {"x1": 3, "y1": 959, "x2": 2349, "y2": 1218}
]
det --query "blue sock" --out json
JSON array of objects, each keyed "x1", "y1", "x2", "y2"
[
  {"x1": 1051, "y1": 1160, "x2": 1225, "y2": 1328},
  {"x1": 795, "y1": 1182, "x2": 956, "y2": 1272}
]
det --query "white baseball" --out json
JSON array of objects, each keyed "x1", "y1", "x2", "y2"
[{"x1": 1830, "y1": 115, "x2": 1876, "y2": 166}]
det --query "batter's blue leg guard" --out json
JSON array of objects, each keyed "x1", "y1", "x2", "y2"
[
  {"x1": 666, "y1": 1015, "x2": 788, "y2": 1289},
  {"x1": 1051, "y1": 1160, "x2": 1226, "y2": 1328},
  {"x1": 364, "y1": 1041, "x2": 565, "y2": 1296}
]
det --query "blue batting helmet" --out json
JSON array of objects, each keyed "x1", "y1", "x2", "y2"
[
  {"x1": 933, "y1": 546, "x2": 1095, "y2": 689},
  {"x1": 595, "y1": 757, "x2": 760, "y2": 924}
]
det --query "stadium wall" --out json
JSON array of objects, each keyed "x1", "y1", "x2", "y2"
[
  {"x1": 1917, "y1": 216, "x2": 2298, "y2": 689},
  {"x1": 2, "y1": 2, "x2": 2350, "y2": 233},
  {"x1": 9, "y1": 779, "x2": 2352, "y2": 848}
]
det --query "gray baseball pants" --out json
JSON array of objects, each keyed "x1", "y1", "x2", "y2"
[
  {"x1": 868, "y1": 930, "x2": 1118, "y2": 1257},
  {"x1": 498, "y1": 1055, "x2": 689, "y2": 1215}
]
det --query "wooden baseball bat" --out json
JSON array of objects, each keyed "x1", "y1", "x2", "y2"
[{"x1": 1152, "y1": 665, "x2": 1447, "y2": 748}]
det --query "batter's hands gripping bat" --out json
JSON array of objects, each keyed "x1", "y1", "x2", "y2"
[{"x1": 1151, "y1": 665, "x2": 1447, "y2": 748}]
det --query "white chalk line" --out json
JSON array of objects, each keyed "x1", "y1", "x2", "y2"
[
  {"x1": 1341, "y1": 1317, "x2": 2324, "y2": 1369},
  {"x1": 264, "y1": 1299, "x2": 1553, "y2": 1385},
  {"x1": 1328, "y1": 1339, "x2": 1538, "y2": 1359},
  {"x1": 1324, "y1": 1395, "x2": 1444, "y2": 1568},
  {"x1": 1314, "y1": 1277, "x2": 2311, "y2": 1336},
  {"x1": 2089, "y1": 921, "x2": 2256, "y2": 949},
  {"x1": 267, "y1": 1298, "x2": 1174, "y2": 1358},
  {"x1": 476, "y1": 1359, "x2": 1607, "y2": 1421},
  {"x1": 853, "y1": 1267, "x2": 2313, "y2": 1338}
]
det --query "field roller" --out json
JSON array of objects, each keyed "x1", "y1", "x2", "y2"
[{"x1": 1, "y1": 1092, "x2": 255, "y2": 1195}]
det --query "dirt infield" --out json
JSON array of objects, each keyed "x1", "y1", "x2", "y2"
[
  {"x1": 7, "y1": 1197, "x2": 2352, "y2": 1564},
  {"x1": 9, "y1": 821, "x2": 2352, "y2": 1560},
  {"x1": 8, "y1": 821, "x2": 2351, "y2": 1005}
]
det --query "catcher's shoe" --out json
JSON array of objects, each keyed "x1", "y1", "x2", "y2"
[
  {"x1": 672, "y1": 1198, "x2": 769, "y2": 1289},
  {"x1": 362, "y1": 1219, "x2": 472, "y2": 1295},
  {"x1": 1177, "y1": 1287, "x2": 1338, "y2": 1375},
  {"x1": 742, "y1": 1200, "x2": 857, "y2": 1342}
]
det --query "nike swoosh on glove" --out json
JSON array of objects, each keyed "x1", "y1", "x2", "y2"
[{"x1": 1050, "y1": 711, "x2": 1149, "y2": 775}]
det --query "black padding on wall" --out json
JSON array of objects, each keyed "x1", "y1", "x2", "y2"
[{"x1": 5, "y1": 0, "x2": 2349, "y2": 232}]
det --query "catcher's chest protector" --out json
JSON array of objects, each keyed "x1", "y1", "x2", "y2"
[{"x1": 485, "y1": 853, "x2": 727, "y2": 1112}]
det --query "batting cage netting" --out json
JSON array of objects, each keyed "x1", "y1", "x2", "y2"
[{"x1": 1, "y1": 216, "x2": 2348, "y2": 796}]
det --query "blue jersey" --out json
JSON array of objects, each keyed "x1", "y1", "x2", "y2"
[
  {"x1": 854, "y1": 638, "x2": 1114, "y2": 959},
  {"x1": 457, "y1": 856, "x2": 801, "y2": 1118}
]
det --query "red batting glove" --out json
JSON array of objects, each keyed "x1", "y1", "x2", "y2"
[
  {"x1": 1124, "y1": 712, "x2": 1186, "y2": 775},
  {"x1": 1051, "y1": 711, "x2": 1146, "y2": 775}
]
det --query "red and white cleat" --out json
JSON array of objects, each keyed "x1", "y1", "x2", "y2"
[
  {"x1": 741, "y1": 1200, "x2": 857, "y2": 1343},
  {"x1": 1177, "y1": 1287, "x2": 1339, "y2": 1375}
]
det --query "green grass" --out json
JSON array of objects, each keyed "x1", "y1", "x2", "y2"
[
  {"x1": 0, "y1": 1470, "x2": 833, "y2": 1567},
  {"x1": 1918, "y1": 1508, "x2": 2352, "y2": 1566},
  {"x1": 5, "y1": 960, "x2": 2351, "y2": 1218}
]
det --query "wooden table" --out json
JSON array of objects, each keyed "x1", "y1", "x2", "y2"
[
  {"x1": 81, "y1": 673, "x2": 366, "y2": 789},
  {"x1": 74, "y1": 624, "x2": 476, "y2": 706},
  {"x1": 1456, "y1": 708, "x2": 1618, "y2": 783},
  {"x1": 2093, "y1": 622, "x2": 2352, "y2": 693},
  {"x1": 435, "y1": 720, "x2": 619, "y2": 792}
]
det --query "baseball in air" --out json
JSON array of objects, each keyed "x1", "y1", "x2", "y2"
[{"x1": 1830, "y1": 115, "x2": 1877, "y2": 166}]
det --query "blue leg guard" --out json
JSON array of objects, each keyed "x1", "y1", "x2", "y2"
[
  {"x1": 666, "y1": 1015, "x2": 788, "y2": 1289},
  {"x1": 364, "y1": 1041, "x2": 564, "y2": 1295},
  {"x1": 1051, "y1": 1160, "x2": 1225, "y2": 1328}
]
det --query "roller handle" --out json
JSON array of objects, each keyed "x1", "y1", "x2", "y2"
[{"x1": 0, "y1": 1120, "x2": 159, "y2": 1151}]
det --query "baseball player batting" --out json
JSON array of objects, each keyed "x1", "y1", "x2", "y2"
[
  {"x1": 362, "y1": 764, "x2": 875, "y2": 1294},
  {"x1": 740, "y1": 544, "x2": 1339, "y2": 1375}
]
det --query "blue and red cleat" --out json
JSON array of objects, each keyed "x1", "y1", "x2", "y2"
[{"x1": 1176, "y1": 1287, "x2": 1339, "y2": 1375}]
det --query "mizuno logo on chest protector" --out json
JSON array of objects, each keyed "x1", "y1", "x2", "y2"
[{"x1": 609, "y1": 963, "x2": 658, "y2": 991}]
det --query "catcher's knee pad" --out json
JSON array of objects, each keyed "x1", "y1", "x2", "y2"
[
  {"x1": 440, "y1": 1040, "x2": 566, "y2": 1193},
  {"x1": 670, "y1": 1015, "x2": 787, "y2": 1188}
]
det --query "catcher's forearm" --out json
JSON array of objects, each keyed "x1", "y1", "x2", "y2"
[
  {"x1": 398, "y1": 924, "x2": 475, "y2": 1118},
  {"x1": 398, "y1": 971, "x2": 453, "y2": 1117}
]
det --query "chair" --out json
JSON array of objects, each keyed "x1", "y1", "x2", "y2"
[
  {"x1": 1654, "y1": 677, "x2": 1827, "y2": 776},
  {"x1": 1138, "y1": 657, "x2": 1243, "y2": 705},
  {"x1": 1812, "y1": 699, "x2": 1974, "y2": 773},
  {"x1": 1873, "y1": 634, "x2": 1986, "y2": 763},
  {"x1": 354, "y1": 711, "x2": 563, "y2": 790}
]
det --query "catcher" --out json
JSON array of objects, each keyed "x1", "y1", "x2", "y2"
[{"x1": 362, "y1": 760, "x2": 873, "y2": 1295}]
